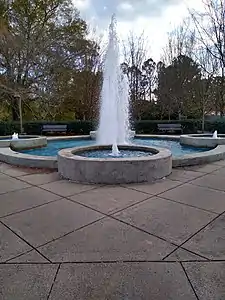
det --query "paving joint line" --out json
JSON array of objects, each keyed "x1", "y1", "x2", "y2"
[
  {"x1": 180, "y1": 262, "x2": 200, "y2": 300},
  {"x1": 47, "y1": 263, "x2": 61, "y2": 300},
  {"x1": 0, "y1": 220, "x2": 53, "y2": 263},
  {"x1": 0, "y1": 169, "x2": 61, "y2": 186},
  {"x1": 163, "y1": 209, "x2": 225, "y2": 260},
  {"x1": 4, "y1": 248, "x2": 49, "y2": 263},
  {"x1": 121, "y1": 169, "x2": 212, "y2": 198},
  {"x1": 121, "y1": 180, "x2": 185, "y2": 196},
  {"x1": 66, "y1": 193, "x2": 154, "y2": 219},
  {"x1": 64, "y1": 196, "x2": 180, "y2": 248},
  {"x1": 2, "y1": 259, "x2": 225, "y2": 265},
  {"x1": 162, "y1": 245, "x2": 210, "y2": 261},
  {"x1": 33, "y1": 216, "x2": 107, "y2": 252},
  {"x1": 38, "y1": 183, "x2": 105, "y2": 199},
  {"x1": 0, "y1": 168, "x2": 103, "y2": 198},
  {"x1": 0, "y1": 197, "x2": 64, "y2": 220},
  {"x1": 189, "y1": 181, "x2": 225, "y2": 193},
  {"x1": 1, "y1": 259, "x2": 223, "y2": 265},
  {"x1": 156, "y1": 195, "x2": 219, "y2": 215},
  {"x1": 0, "y1": 186, "x2": 32, "y2": 196}
]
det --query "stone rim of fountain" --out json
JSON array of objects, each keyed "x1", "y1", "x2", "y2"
[
  {"x1": 60, "y1": 144, "x2": 170, "y2": 160},
  {"x1": 57, "y1": 144, "x2": 172, "y2": 184}
]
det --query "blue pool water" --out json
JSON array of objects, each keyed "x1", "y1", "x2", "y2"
[
  {"x1": 20, "y1": 138, "x2": 211, "y2": 157},
  {"x1": 78, "y1": 149, "x2": 153, "y2": 158}
]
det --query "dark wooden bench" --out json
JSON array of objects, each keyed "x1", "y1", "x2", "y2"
[
  {"x1": 158, "y1": 123, "x2": 182, "y2": 133},
  {"x1": 41, "y1": 124, "x2": 67, "y2": 135}
]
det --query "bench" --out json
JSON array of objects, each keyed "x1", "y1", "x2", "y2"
[
  {"x1": 158, "y1": 123, "x2": 182, "y2": 133},
  {"x1": 41, "y1": 124, "x2": 67, "y2": 135}
]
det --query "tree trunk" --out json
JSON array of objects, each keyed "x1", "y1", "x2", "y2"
[
  {"x1": 201, "y1": 103, "x2": 205, "y2": 132},
  {"x1": 11, "y1": 97, "x2": 19, "y2": 121}
]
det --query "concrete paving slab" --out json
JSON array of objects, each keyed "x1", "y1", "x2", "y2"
[
  {"x1": 0, "y1": 176, "x2": 31, "y2": 194},
  {"x1": 122, "y1": 179, "x2": 182, "y2": 195},
  {"x1": 168, "y1": 169, "x2": 204, "y2": 182},
  {"x1": 212, "y1": 159, "x2": 225, "y2": 166},
  {"x1": 0, "y1": 223, "x2": 31, "y2": 262},
  {"x1": 39, "y1": 217, "x2": 175, "y2": 262},
  {"x1": 184, "y1": 262, "x2": 225, "y2": 300},
  {"x1": 40, "y1": 180, "x2": 98, "y2": 197},
  {"x1": 0, "y1": 173, "x2": 10, "y2": 179},
  {"x1": 0, "y1": 167, "x2": 38, "y2": 177},
  {"x1": 2, "y1": 199, "x2": 104, "y2": 247},
  {"x1": 184, "y1": 164, "x2": 222, "y2": 173},
  {"x1": 0, "y1": 264, "x2": 58, "y2": 300},
  {"x1": 183, "y1": 215, "x2": 225, "y2": 259},
  {"x1": 191, "y1": 173, "x2": 225, "y2": 191},
  {"x1": 160, "y1": 183, "x2": 225, "y2": 214},
  {"x1": 0, "y1": 187, "x2": 61, "y2": 218},
  {"x1": 0, "y1": 162, "x2": 14, "y2": 172},
  {"x1": 20, "y1": 172, "x2": 60, "y2": 185},
  {"x1": 0, "y1": 165, "x2": 54, "y2": 177},
  {"x1": 19, "y1": 172, "x2": 60, "y2": 185},
  {"x1": 49, "y1": 262, "x2": 197, "y2": 300},
  {"x1": 114, "y1": 196, "x2": 215, "y2": 244},
  {"x1": 211, "y1": 167, "x2": 225, "y2": 176},
  {"x1": 69, "y1": 186, "x2": 151, "y2": 214}
]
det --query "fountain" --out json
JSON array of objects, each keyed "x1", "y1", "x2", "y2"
[
  {"x1": 57, "y1": 15, "x2": 172, "y2": 184},
  {"x1": 97, "y1": 15, "x2": 130, "y2": 149},
  {"x1": 12, "y1": 133, "x2": 19, "y2": 140},
  {"x1": 213, "y1": 130, "x2": 218, "y2": 138}
]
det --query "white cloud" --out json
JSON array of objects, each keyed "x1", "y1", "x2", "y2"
[
  {"x1": 117, "y1": 2, "x2": 134, "y2": 12},
  {"x1": 73, "y1": 0, "x2": 204, "y2": 61},
  {"x1": 73, "y1": 0, "x2": 90, "y2": 10}
]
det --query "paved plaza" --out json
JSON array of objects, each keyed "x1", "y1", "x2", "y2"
[{"x1": 1, "y1": 161, "x2": 225, "y2": 299}]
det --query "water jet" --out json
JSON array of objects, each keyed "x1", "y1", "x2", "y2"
[{"x1": 57, "y1": 15, "x2": 172, "y2": 183}]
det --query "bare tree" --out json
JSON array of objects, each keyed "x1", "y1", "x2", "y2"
[
  {"x1": 122, "y1": 31, "x2": 148, "y2": 103},
  {"x1": 161, "y1": 18, "x2": 196, "y2": 65},
  {"x1": 195, "y1": 47, "x2": 218, "y2": 131},
  {"x1": 189, "y1": 0, "x2": 225, "y2": 116}
]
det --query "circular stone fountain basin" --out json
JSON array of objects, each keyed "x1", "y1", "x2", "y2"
[
  {"x1": 0, "y1": 135, "x2": 47, "y2": 149},
  {"x1": 180, "y1": 134, "x2": 225, "y2": 148},
  {"x1": 58, "y1": 145, "x2": 172, "y2": 184}
]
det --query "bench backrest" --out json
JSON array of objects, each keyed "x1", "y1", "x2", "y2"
[
  {"x1": 158, "y1": 123, "x2": 181, "y2": 128},
  {"x1": 42, "y1": 124, "x2": 67, "y2": 130}
]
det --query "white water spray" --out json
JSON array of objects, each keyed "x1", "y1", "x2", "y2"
[
  {"x1": 213, "y1": 130, "x2": 218, "y2": 138},
  {"x1": 97, "y1": 15, "x2": 130, "y2": 153},
  {"x1": 12, "y1": 133, "x2": 18, "y2": 140}
]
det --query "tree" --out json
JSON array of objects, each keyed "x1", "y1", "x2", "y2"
[
  {"x1": 122, "y1": 31, "x2": 148, "y2": 103},
  {"x1": 190, "y1": 0, "x2": 225, "y2": 116},
  {"x1": 155, "y1": 55, "x2": 202, "y2": 119},
  {"x1": 0, "y1": 0, "x2": 100, "y2": 121},
  {"x1": 141, "y1": 58, "x2": 157, "y2": 102},
  {"x1": 162, "y1": 18, "x2": 196, "y2": 65}
]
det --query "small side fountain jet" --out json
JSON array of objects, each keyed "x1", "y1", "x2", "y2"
[
  {"x1": 213, "y1": 130, "x2": 218, "y2": 138},
  {"x1": 12, "y1": 132, "x2": 19, "y2": 140}
]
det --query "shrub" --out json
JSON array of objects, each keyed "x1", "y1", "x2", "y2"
[{"x1": 1, "y1": 119, "x2": 225, "y2": 136}]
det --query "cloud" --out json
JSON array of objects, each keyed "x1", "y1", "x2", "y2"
[{"x1": 73, "y1": 0, "x2": 183, "y2": 22}]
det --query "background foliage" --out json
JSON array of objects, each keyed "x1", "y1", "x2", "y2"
[{"x1": 0, "y1": 0, "x2": 225, "y2": 133}]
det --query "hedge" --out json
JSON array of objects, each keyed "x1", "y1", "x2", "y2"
[{"x1": 0, "y1": 119, "x2": 224, "y2": 136}]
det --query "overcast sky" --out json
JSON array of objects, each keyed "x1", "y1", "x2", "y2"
[{"x1": 73, "y1": 0, "x2": 203, "y2": 61}]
